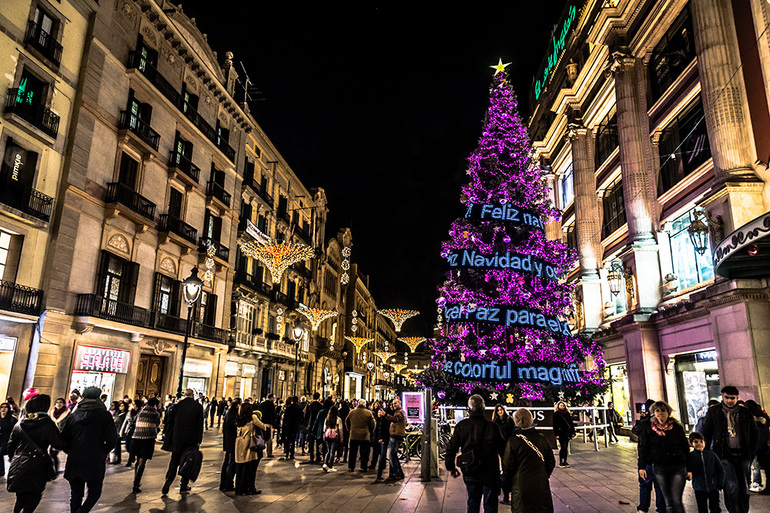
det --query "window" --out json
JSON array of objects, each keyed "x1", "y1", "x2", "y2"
[
  {"x1": 182, "y1": 84, "x2": 198, "y2": 115},
  {"x1": 668, "y1": 210, "x2": 714, "y2": 289},
  {"x1": 649, "y1": 7, "x2": 695, "y2": 102},
  {"x1": 118, "y1": 152, "x2": 139, "y2": 190},
  {"x1": 16, "y1": 70, "x2": 47, "y2": 108},
  {"x1": 324, "y1": 268, "x2": 338, "y2": 299},
  {"x1": 0, "y1": 230, "x2": 18, "y2": 282},
  {"x1": 96, "y1": 250, "x2": 139, "y2": 304},
  {"x1": 153, "y1": 272, "x2": 180, "y2": 316},
  {"x1": 172, "y1": 132, "x2": 193, "y2": 164},
  {"x1": 128, "y1": 93, "x2": 152, "y2": 124},
  {"x1": 601, "y1": 177, "x2": 626, "y2": 238},
  {"x1": 236, "y1": 300, "x2": 256, "y2": 346},
  {"x1": 595, "y1": 108, "x2": 618, "y2": 167},
  {"x1": 136, "y1": 38, "x2": 158, "y2": 73},
  {"x1": 560, "y1": 162, "x2": 574, "y2": 209},
  {"x1": 203, "y1": 210, "x2": 222, "y2": 242},
  {"x1": 216, "y1": 121, "x2": 229, "y2": 146},
  {"x1": 565, "y1": 223, "x2": 577, "y2": 250},
  {"x1": 657, "y1": 97, "x2": 711, "y2": 195},
  {"x1": 27, "y1": 7, "x2": 62, "y2": 66},
  {"x1": 168, "y1": 188, "x2": 183, "y2": 219},
  {"x1": 196, "y1": 291, "x2": 218, "y2": 326},
  {"x1": 258, "y1": 214, "x2": 268, "y2": 233}
]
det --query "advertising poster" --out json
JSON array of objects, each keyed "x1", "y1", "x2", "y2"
[
  {"x1": 683, "y1": 370, "x2": 708, "y2": 425},
  {"x1": 403, "y1": 391, "x2": 424, "y2": 423}
]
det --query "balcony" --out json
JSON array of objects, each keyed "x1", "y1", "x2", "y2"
[
  {"x1": 238, "y1": 217, "x2": 270, "y2": 244},
  {"x1": 234, "y1": 269, "x2": 271, "y2": 296},
  {"x1": 25, "y1": 21, "x2": 62, "y2": 67},
  {"x1": 271, "y1": 289, "x2": 297, "y2": 310},
  {"x1": 0, "y1": 280, "x2": 44, "y2": 316},
  {"x1": 194, "y1": 323, "x2": 228, "y2": 343},
  {"x1": 206, "y1": 181, "x2": 231, "y2": 210},
  {"x1": 293, "y1": 224, "x2": 312, "y2": 245},
  {"x1": 75, "y1": 294, "x2": 150, "y2": 328},
  {"x1": 106, "y1": 182, "x2": 156, "y2": 225},
  {"x1": 158, "y1": 214, "x2": 198, "y2": 250},
  {"x1": 276, "y1": 209, "x2": 290, "y2": 225},
  {"x1": 152, "y1": 311, "x2": 186, "y2": 334},
  {"x1": 292, "y1": 262, "x2": 312, "y2": 280},
  {"x1": 0, "y1": 183, "x2": 54, "y2": 223},
  {"x1": 4, "y1": 88, "x2": 60, "y2": 138},
  {"x1": 199, "y1": 237, "x2": 229, "y2": 264},
  {"x1": 168, "y1": 150, "x2": 200, "y2": 186},
  {"x1": 118, "y1": 111, "x2": 160, "y2": 151},
  {"x1": 126, "y1": 51, "x2": 182, "y2": 107}
]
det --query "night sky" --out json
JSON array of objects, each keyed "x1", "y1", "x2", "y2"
[{"x1": 179, "y1": 2, "x2": 568, "y2": 335}]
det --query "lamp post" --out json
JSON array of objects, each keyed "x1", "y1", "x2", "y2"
[
  {"x1": 607, "y1": 261, "x2": 623, "y2": 297},
  {"x1": 366, "y1": 360, "x2": 374, "y2": 401},
  {"x1": 292, "y1": 324, "x2": 306, "y2": 397},
  {"x1": 688, "y1": 210, "x2": 710, "y2": 255},
  {"x1": 176, "y1": 267, "x2": 203, "y2": 399}
]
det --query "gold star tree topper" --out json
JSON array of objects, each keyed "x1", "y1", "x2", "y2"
[{"x1": 491, "y1": 58, "x2": 511, "y2": 76}]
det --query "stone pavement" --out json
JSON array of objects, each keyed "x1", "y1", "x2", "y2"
[{"x1": 0, "y1": 430, "x2": 767, "y2": 512}]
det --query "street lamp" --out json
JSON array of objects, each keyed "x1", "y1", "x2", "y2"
[
  {"x1": 688, "y1": 210, "x2": 710, "y2": 256},
  {"x1": 176, "y1": 267, "x2": 203, "y2": 398},
  {"x1": 607, "y1": 261, "x2": 623, "y2": 297},
  {"x1": 366, "y1": 360, "x2": 374, "y2": 400},
  {"x1": 292, "y1": 324, "x2": 306, "y2": 397}
]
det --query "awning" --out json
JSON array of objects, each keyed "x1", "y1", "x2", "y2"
[{"x1": 713, "y1": 211, "x2": 770, "y2": 279}]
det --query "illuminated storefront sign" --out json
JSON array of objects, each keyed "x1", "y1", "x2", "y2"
[
  {"x1": 225, "y1": 361, "x2": 238, "y2": 376},
  {"x1": 534, "y1": 3, "x2": 580, "y2": 100},
  {"x1": 443, "y1": 358, "x2": 583, "y2": 386},
  {"x1": 74, "y1": 345, "x2": 131, "y2": 374},
  {"x1": 242, "y1": 364, "x2": 256, "y2": 378},
  {"x1": 183, "y1": 359, "x2": 212, "y2": 378}
]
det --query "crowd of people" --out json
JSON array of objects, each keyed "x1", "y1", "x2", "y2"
[{"x1": 0, "y1": 384, "x2": 767, "y2": 513}]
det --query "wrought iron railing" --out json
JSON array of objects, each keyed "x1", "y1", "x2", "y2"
[
  {"x1": 199, "y1": 236, "x2": 230, "y2": 261},
  {"x1": 26, "y1": 21, "x2": 62, "y2": 66},
  {"x1": 152, "y1": 311, "x2": 187, "y2": 334},
  {"x1": 126, "y1": 51, "x2": 183, "y2": 108},
  {"x1": 106, "y1": 182, "x2": 156, "y2": 221},
  {"x1": 206, "y1": 181, "x2": 231, "y2": 208},
  {"x1": 75, "y1": 294, "x2": 150, "y2": 327},
  {"x1": 0, "y1": 280, "x2": 44, "y2": 315},
  {"x1": 5, "y1": 88, "x2": 60, "y2": 138},
  {"x1": 293, "y1": 224, "x2": 311, "y2": 244},
  {"x1": 118, "y1": 111, "x2": 160, "y2": 150},
  {"x1": 168, "y1": 151, "x2": 200, "y2": 183},
  {"x1": 195, "y1": 323, "x2": 228, "y2": 343},
  {"x1": 158, "y1": 214, "x2": 197, "y2": 245},
  {"x1": 0, "y1": 184, "x2": 54, "y2": 222}
]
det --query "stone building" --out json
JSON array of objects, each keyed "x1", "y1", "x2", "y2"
[
  {"x1": 0, "y1": 0, "x2": 92, "y2": 400},
  {"x1": 530, "y1": 0, "x2": 770, "y2": 427}
]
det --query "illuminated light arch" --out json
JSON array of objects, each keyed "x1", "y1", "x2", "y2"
[
  {"x1": 398, "y1": 336, "x2": 426, "y2": 353},
  {"x1": 391, "y1": 363, "x2": 407, "y2": 374},
  {"x1": 378, "y1": 309, "x2": 419, "y2": 332},
  {"x1": 373, "y1": 351, "x2": 396, "y2": 363},
  {"x1": 344, "y1": 336, "x2": 373, "y2": 354},
  {"x1": 297, "y1": 305, "x2": 338, "y2": 332},
  {"x1": 240, "y1": 240, "x2": 315, "y2": 284}
]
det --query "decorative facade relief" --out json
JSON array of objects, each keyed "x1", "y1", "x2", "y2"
[
  {"x1": 159, "y1": 257, "x2": 177, "y2": 276},
  {"x1": 140, "y1": 21, "x2": 158, "y2": 49},
  {"x1": 107, "y1": 234, "x2": 130, "y2": 255}
]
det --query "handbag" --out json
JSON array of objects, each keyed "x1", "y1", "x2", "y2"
[
  {"x1": 456, "y1": 421, "x2": 489, "y2": 474},
  {"x1": 17, "y1": 426, "x2": 57, "y2": 481},
  {"x1": 250, "y1": 426, "x2": 266, "y2": 452},
  {"x1": 323, "y1": 427, "x2": 339, "y2": 441}
]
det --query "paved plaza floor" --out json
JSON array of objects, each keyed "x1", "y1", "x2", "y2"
[{"x1": 0, "y1": 429, "x2": 767, "y2": 512}]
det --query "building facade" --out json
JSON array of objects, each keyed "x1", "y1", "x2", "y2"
[{"x1": 530, "y1": 0, "x2": 770, "y2": 428}]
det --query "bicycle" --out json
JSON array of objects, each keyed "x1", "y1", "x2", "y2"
[{"x1": 398, "y1": 424, "x2": 422, "y2": 461}]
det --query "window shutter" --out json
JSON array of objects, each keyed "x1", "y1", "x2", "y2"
[
  {"x1": 206, "y1": 294, "x2": 218, "y2": 326},
  {"x1": 152, "y1": 272, "x2": 164, "y2": 312},
  {"x1": 95, "y1": 250, "x2": 111, "y2": 297},
  {"x1": 119, "y1": 261, "x2": 140, "y2": 304}
]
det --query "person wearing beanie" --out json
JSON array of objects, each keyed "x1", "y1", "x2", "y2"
[
  {"x1": 6, "y1": 393, "x2": 63, "y2": 513},
  {"x1": 703, "y1": 386, "x2": 758, "y2": 513},
  {"x1": 60, "y1": 386, "x2": 118, "y2": 513},
  {"x1": 502, "y1": 408, "x2": 556, "y2": 513}
]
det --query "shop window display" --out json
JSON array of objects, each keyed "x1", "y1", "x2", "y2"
[
  {"x1": 674, "y1": 351, "x2": 720, "y2": 430},
  {"x1": 668, "y1": 210, "x2": 714, "y2": 290}
]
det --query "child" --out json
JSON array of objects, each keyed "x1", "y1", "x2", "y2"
[{"x1": 689, "y1": 431, "x2": 725, "y2": 513}]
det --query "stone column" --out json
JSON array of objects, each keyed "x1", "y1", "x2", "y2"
[
  {"x1": 621, "y1": 320, "x2": 666, "y2": 416},
  {"x1": 749, "y1": 0, "x2": 770, "y2": 124}
]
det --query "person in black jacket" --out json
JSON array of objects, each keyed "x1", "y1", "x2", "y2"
[
  {"x1": 219, "y1": 398, "x2": 240, "y2": 492},
  {"x1": 7, "y1": 393, "x2": 63, "y2": 513},
  {"x1": 161, "y1": 389, "x2": 204, "y2": 495},
  {"x1": 305, "y1": 393, "x2": 323, "y2": 463},
  {"x1": 702, "y1": 385, "x2": 758, "y2": 513},
  {"x1": 281, "y1": 396, "x2": 303, "y2": 460},
  {"x1": 374, "y1": 399, "x2": 392, "y2": 480},
  {"x1": 61, "y1": 386, "x2": 118, "y2": 513},
  {"x1": 446, "y1": 394, "x2": 505, "y2": 513},
  {"x1": 217, "y1": 397, "x2": 227, "y2": 428},
  {"x1": 637, "y1": 401, "x2": 691, "y2": 513},
  {"x1": 0, "y1": 401, "x2": 18, "y2": 477},
  {"x1": 552, "y1": 401, "x2": 576, "y2": 468},
  {"x1": 257, "y1": 394, "x2": 276, "y2": 458},
  {"x1": 492, "y1": 404, "x2": 515, "y2": 505}
]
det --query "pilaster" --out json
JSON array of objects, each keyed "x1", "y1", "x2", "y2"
[
  {"x1": 618, "y1": 317, "x2": 666, "y2": 413},
  {"x1": 567, "y1": 123, "x2": 602, "y2": 276}
]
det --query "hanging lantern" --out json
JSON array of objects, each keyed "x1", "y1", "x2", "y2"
[
  {"x1": 688, "y1": 210, "x2": 710, "y2": 256},
  {"x1": 607, "y1": 261, "x2": 623, "y2": 297}
]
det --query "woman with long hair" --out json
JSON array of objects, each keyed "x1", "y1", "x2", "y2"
[
  {"x1": 493, "y1": 404, "x2": 516, "y2": 504},
  {"x1": 234, "y1": 402, "x2": 266, "y2": 495},
  {"x1": 553, "y1": 401, "x2": 576, "y2": 468},
  {"x1": 322, "y1": 405, "x2": 343, "y2": 472},
  {"x1": 637, "y1": 401, "x2": 691, "y2": 513},
  {"x1": 47, "y1": 398, "x2": 69, "y2": 473},
  {"x1": 0, "y1": 401, "x2": 19, "y2": 477},
  {"x1": 130, "y1": 397, "x2": 161, "y2": 493}
]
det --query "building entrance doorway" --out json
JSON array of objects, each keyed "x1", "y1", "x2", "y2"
[{"x1": 135, "y1": 354, "x2": 166, "y2": 400}]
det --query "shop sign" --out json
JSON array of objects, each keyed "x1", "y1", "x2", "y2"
[
  {"x1": 534, "y1": 2, "x2": 581, "y2": 100},
  {"x1": 242, "y1": 364, "x2": 256, "y2": 378},
  {"x1": 225, "y1": 361, "x2": 238, "y2": 376},
  {"x1": 0, "y1": 335, "x2": 17, "y2": 352},
  {"x1": 183, "y1": 359, "x2": 212, "y2": 378},
  {"x1": 245, "y1": 219, "x2": 271, "y2": 243},
  {"x1": 75, "y1": 345, "x2": 130, "y2": 374},
  {"x1": 696, "y1": 351, "x2": 717, "y2": 361},
  {"x1": 403, "y1": 392, "x2": 424, "y2": 423}
]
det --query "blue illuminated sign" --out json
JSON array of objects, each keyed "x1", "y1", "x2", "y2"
[
  {"x1": 446, "y1": 249, "x2": 559, "y2": 282},
  {"x1": 443, "y1": 358, "x2": 582, "y2": 386},
  {"x1": 443, "y1": 303, "x2": 572, "y2": 338}
]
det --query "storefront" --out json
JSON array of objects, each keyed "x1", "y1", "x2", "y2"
[
  {"x1": 69, "y1": 344, "x2": 132, "y2": 404},
  {"x1": 604, "y1": 363, "x2": 631, "y2": 425},
  {"x1": 673, "y1": 350, "x2": 720, "y2": 431},
  {"x1": 345, "y1": 372, "x2": 363, "y2": 400},
  {"x1": 241, "y1": 364, "x2": 256, "y2": 400},
  {"x1": 223, "y1": 360, "x2": 238, "y2": 399},
  {"x1": 0, "y1": 334, "x2": 18, "y2": 400},
  {"x1": 182, "y1": 358, "x2": 212, "y2": 397}
]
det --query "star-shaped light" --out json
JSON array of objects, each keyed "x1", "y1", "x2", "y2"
[
  {"x1": 490, "y1": 392, "x2": 499, "y2": 400},
  {"x1": 296, "y1": 305, "x2": 338, "y2": 332},
  {"x1": 491, "y1": 58, "x2": 511, "y2": 76}
]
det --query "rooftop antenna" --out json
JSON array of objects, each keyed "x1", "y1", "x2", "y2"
[{"x1": 237, "y1": 61, "x2": 264, "y2": 105}]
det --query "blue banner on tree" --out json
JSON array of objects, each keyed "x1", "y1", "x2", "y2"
[
  {"x1": 443, "y1": 358, "x2": 583, "y2": 386},
  {"x1": 464, "y1": 202, "x2": 545, "y2": 232},
  {"x1": 443, "y1": 303, "x2": 571, "y2": 338},
  {"x1": 445, "y1": 249, "x2": 559, "y2": 282}
]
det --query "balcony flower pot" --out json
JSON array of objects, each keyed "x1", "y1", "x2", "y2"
[{"x1": 664, "y1": 273, "x2": 679, "y2": 293}]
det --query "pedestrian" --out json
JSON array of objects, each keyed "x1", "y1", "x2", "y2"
[
  {"x1": 446, "y1": 394, "x2": 505, "y2": 513},
  {"x1": 161, "y1": 389, "x2": 204, "y2": 495},
  {"x1": 202, "y1": 397, "x2": 211, "y2": 431},
  {"x1": 637, "y1": 401, "x2": 691, "y2": 513},
  {"x1": 493, "y1": 404, "x2": 516, "y2": 504},
  {"x1": 633, "y1": 399, "x2": 667, "y2": 513},
  {"x1": 111, "y1": 401, "x2": 128, "y2": 464},
  {"x1": 696, "y1": 400, "x2": 720, "y2": 434},
  {"x1": 281, "y1": 396, "x2": 303, "y2": 460},
  {"x1": 374, "y1": 399, "x2": 392, "y2": 480},
  {"x1": 744, "y1": 399, "x2": 770, "y2": 495},
  {"x1": 553, "y1": 401, "x2": 576, "y2": 468},
  {"x1": 47, "y1": 398, "x2": 69, "y2": 473},
  {"x1": 383, "y1": 397, "x2": 407, "y2": 481},
  {"x1": 306, "y1": 393, "x2": 323, "y2": 462},
  {"x1": 0, "y1": 401, "x2": 18, "y2": 477},
  {"x1": 130, "y1": 397, "x2": 161, "y2": 493},
  {"x1": 121, "y1": 403, "x2": 138, "y2": 467},
  {"x1": 219, "y1": 397, "x2": 241, "y2": 492},
  {"x1": 65, "y1": 391, "x2": 79, "y2": 412},
  {"x1": 275, "y1": 398, "x2": 284, "y2": 449},
  {"x1": 689, "y1": 431, "x2": 726, "y2": 513},
  {"x1": 312, "y1": 398, "x2": 333, "y2": 465},
  {"x1": 322, "y1": 405, "x2": 343, "y2": 472},
  {"x1": 7, "y1": 396, "x2": 21, "y2": 417},
  {"x1": 607, "y1": 401, "x2": 621, "y2": 443},
  {"x1": 257, "y1": 394, "x2": 276, "y2": 458},
  {"x1": 217, "y1": 397, "x2": 227, "y2": 428},
  {"x1": 209, "y1": 398, "x2": 217, "y2": 430},
  {"x1": 61, "y1": 386, "x2": 118, "y2": 513},
  {"x1": 6, "y1": 393, "x2": 63, "y2": 513},
  {"x1": 501, "y1": 408, "x2": 557, "y2": 513},
  {"x1": 339, "y1": 399, "x2": 351, "y2": 462},
  {"x1": 234, "y1": 402, "x2": 266, "y2": 496},
  {"x1": 346, "y1": 399, "x2": 375, "y2": 472},
  {"x1": 703, "y1": 386, "x2": 759, "y2": 513},
  {"x1": 369, "y1": 400, "x2": 382, "y2": 471}
]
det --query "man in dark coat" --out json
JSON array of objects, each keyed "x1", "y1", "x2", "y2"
[
  {"x1": 281, "y1": 396, "x2": 303, "y2": 459},
  {"x1": 702, "y1": 385, "x2": 758, "y2": 513},
  {"x1": 161, "y1": 388, "x2": 203, "y2": 495},
  {"x1": 345, "y1": 399, "x2": 375, "y2": 472},
  {"x1": 61, "y1": 386, "x2": 118, "y2": 513},
  {"x1": 258, "y1": 394, "x2": 276, "y2": 458},
  {"x1": 446, "y1": 394, "x2": 505, "y2": 513},
  {"x1": 502, "y1": 408, "x2": 556, "y2": 513},
  {"x1": 219, "y1": 398, "x2": 240, "y2": 491},
  {"x1": 306, "y1": 393, "x2": 323, "y2": 462}
]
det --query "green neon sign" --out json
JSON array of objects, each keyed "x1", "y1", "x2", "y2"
[{"x1": 534, "y1": 3, "x2": 579, "y2": 100}]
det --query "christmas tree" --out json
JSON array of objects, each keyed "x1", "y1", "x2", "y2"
[{"x1": 423, "y1": 62, "x2": 606, "y2": 402}]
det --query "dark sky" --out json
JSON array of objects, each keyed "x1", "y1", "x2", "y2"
[{"x1": 179, "y1": 2, "x2": 568, "y2": 335}]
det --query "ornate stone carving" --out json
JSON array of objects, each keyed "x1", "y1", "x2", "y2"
[
  {"x1": 118, "y1": 0, "x2": 137, "y2": 22},
  {"x1": 146, "y1": 339, "x2": 173, "y2": 355},
  {"x1": 140, "y1": 22, "x2": 158, "y2": 49},
  {"x1": 107, "y1": 234, "x2": 130, "y2": 255},
  {"x1": 160, "y1": 257, "x2": 176, "y2": 276},
  {"x1": 184, "y1": 72, "x2": 199, "y2": 94}
]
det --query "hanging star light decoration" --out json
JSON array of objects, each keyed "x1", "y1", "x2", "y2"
[
  {"x1": 398, "y1": 337, "x2": 426, "y2": 353},
  {"x1": 341, "y1": 246, "x2": 351, "y2": 285},
  {"x1": 373, "y1": 350, "x2": 396, "y2": 363},
  {"x1": 491, "y1": 58, "x2": 511, "y2": 76},
  {"x1": 391, "y1": 363, "x2": 407, "y2": 374},
  {"x1": 240, "y1": 240, "x2": 315, "y2": 284},
  {"x1": 378, "y1": 309, "x2": 419, "y2": 332},
  {"x1": 296, "y1": 306, "x2": 338, "y2": 332},
  {"x1": 204, "y1": 244, "x2": 216, "y2": 285},
  {"x1": 345, "y1": 336, "x2": 373, "y2": 354}
]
